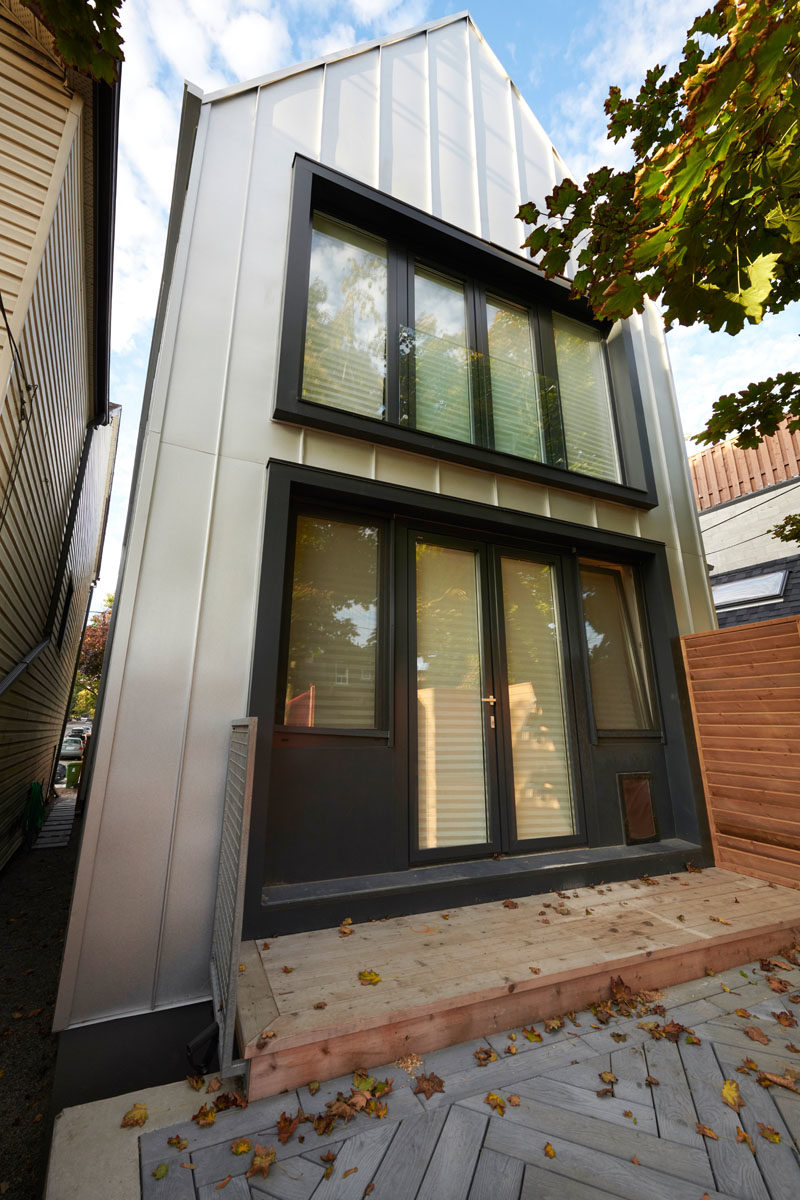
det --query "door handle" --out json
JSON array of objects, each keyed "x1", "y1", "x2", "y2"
[{"x1": 481, "y1": 695, "x2": 496, "y2": 705}]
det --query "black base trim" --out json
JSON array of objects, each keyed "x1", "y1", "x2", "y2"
[
  {"x1": 260, "y1": 839, "x2": 707, "y2": 934},
  {"x1": 52, "y1": 1000, "x2": 217, "y2": 1110}
]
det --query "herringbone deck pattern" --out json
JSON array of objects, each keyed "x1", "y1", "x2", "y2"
[{"x1": 140, "y1": 958, "x2": 800, "y2": 1199}]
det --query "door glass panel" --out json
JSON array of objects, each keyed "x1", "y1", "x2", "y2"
[
  {"x1": 412, "y1": 268, "x2": 473, "y2": 443},
  {"x1": 303, "y1": 214, "x2": 387, "y2": 419},
  {"x1": 553, "y1": 313, "x2": 621, "y2": 483},
  {"x1": 487, "y1": 298, "x2": 543, "y2": 462},
  {"x1": 500, "y1": 558, "x2": 575, "y2": 840},
  {"x1": 416, "y1": 542, "x2": 489, "y2": 848},
  {"x1": 579, "y1": 562, "x2": 654, "y2": 730},
  {"x1": 283, "y1": 516, "x2": 379, "y2": 728}
]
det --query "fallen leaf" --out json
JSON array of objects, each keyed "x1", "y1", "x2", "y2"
[
  {"x1": 503, "y1": 899, "x2": 519, "y2": 909},
  {"x1": 721, "y1": 1080, "x2": 744, "y2": 1112},
  {"x1": 314, "y1": 1001, "x2": 327, "y2": 1010},
  {"x1": 262, "y1": 941, "x2": 269, "y2": 950},
  {"x1": 152, "y1": 1164, "x2": 169, "y2": 1180},
  {"x1": 474, "y1": 1047, "x2": 498, "y2": 1067},
  {"x1": 745, "y1": 1026, "x2": 770, "y2": 1044},
  {"x1": 721, "y1": 985, "x2": 732, "y2": 993},
  {"x1": 610, "y1": 1032, "x2": 628, "y2": 1043},
  {"x1": 192, "y1": 1104, "x2": 216, "y2": 1127},
  {"x1": 343, "y1": 1168, "x2": 358, "y2": 1179},
  {"x1": 180, "y1": 1163, "x2": 195, "y2": 1169},
  {"x1": 529, "y1": 966, "x2": 541, "y2": 975},
  {"x1": 238, "y1": 963, "x2": 246, "y2": 974},
  {"x1": 231, "y1": 1138, "x2": 251, "y2": 1155},
  {"x1": 440, "y1": 913, "x2": 450, "y2": 920},
  {"x1": 544, "y1": 1142, "x2": 556, "y2": 1158},
  {"x1": 623, "y1": 1110, "x2": 633, "y2": 1119},
  {"x1": 308, "y1": 1081, "x2": 321, "y2": 1096},
  {"x1": 413, "y1": 1072, "x2": 445, "y2": 1099},
  {"x1": 738, "y1": 1057, "x2": 759, "y2": 1074},
  {"x1": 358, "y1": 969, "x2": 381, "y2": 986},
  {"x1": 710, "y1": 916, "x2": 731, "y2": 925},
  {"x1": 320, "y1": 1151, "x2": 337, "y2": 1163},
  {"x1": 735, "y1": 1009, "x2": 753, "y2": 1019},
  {"x1": 756, "y1": 1071, "x2": 799, "y2": 1093},
  {"x1": 685, "y1": 1035, "x2": 702, "y2": 1045},
  {"x1": 704, "y1": 967, "x2": 716, "y2": 977},
  {"x1": 120, "y1": 1103, "x2": 148, "y2": 1128},
  {"x1": 696, "y1": 1123, "x2": 718, "y2": 1140},
  {"x1": 485, "y1": 1092, "x2": 506, "y2": 1115},
  {"x1": 339, "y1": 925, "x2": 354, "y2": 937},
  {"x1": 599, "y1": 1071, "x2": 618, "y2": 1085},
  {"x1": 768, "y1": 976, "x2": 789, "y2": 994},
  {"x1": 757, "y1": 1123, "x2": 781, "y2": 1144},
  {"x1": 372, "y1": 1078, "x2": 394, "y2": 1098},
  {"x1": 685, "y1": 861, "x2": 702, "y2": 872},
  {"x1": 791, "y1": 993, "x2": 800, "y2": 1004},
  {"x1": 645, "y1": 1075, "x2": 659, "y2": 1086},
  {"x1": 631, "y1": 1155, "x2": 640, "y2": 1165},
  {"x1": 277, "y1": 1110, "x2": 302, "y2": 1144},
  {"x1": 353, "y1": 1070, "x2": 377, "y2": 1091},
  {"x1": 507, "y1": 1094, "x2": 521, "y2": 1106},
  {"x1": 246, "y1": 1145, "x2": 276, "y2": 1179},
  {"x1": 282, "y1": 966, "x2": 294, "y2": 974},
  {"x1": 786, "y1": 1043, "x2": 800, "y2": 1053},
  {"x1": 736, "y1": 1128, "x2": 756, "y2": 1154},
  {"x1": 505, "y1": 1044, "x2": 517, "y2": 1055},
  {"x1": 206, "y1": 1077, "x2": 222, "y2": 1093},
  {"x1": 186, "y1": 1075, "x2": 204, "y2": 1091},
  {"x1": 364, "y1": 1184, "x2": 375, "y2": 1196},
  {"x1": 521, "y1": 1026, "x2": 542, "y2": 1043},
  {"x1": 323, "y1": 1165, "x2": 335, "y2": 1180},
  {"x1": 544, "y1": 1016, "x2": 564, "y2": 1034},
  {"x1": 596, "y1": 1087, "x2": 614, "y2": 1097},
  {"x1": 676, "y1": 914, "x2": 685, "y2": 921},
  {"x1": 555, "y1": 905, "x2": 571, "y2": 916},
  {"x1": 773, "y1": 1010, "x2": 797, "y2": 1028},
  {"x1": 167, "y1": 1136, "x2": 188, "y2": 1151},
  {"x1": 215, "y1": 1176, "x2": 231, "y2": 1190}
]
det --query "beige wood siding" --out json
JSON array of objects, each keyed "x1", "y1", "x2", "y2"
[
  {"x1": 689, "y1": 420, "x2": 800, "y2": 511},
  {"x1": 0, "y1": 3, "x2": 74, "y2": 368},
  {"x1": 0, "y1": 114, "x2": 117, "y2": 869}
]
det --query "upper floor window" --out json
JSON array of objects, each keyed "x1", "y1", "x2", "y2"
[
  {"x1": 276, "y1": 157, "x2": 656, "y2": 507},
  {"x1": 300, "y1": 213, "x2": 621, "y2": 485}
]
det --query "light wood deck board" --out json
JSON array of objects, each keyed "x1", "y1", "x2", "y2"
[{"x1": 239, "y1": 869, "x2": 800, "y2": 1100}]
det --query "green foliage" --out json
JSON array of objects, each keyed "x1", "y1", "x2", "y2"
[
  {"x1": 23, "y1": 0, "x2": 124, "y2": 84},
  {"x1": 518, "y1": 0, "x2": 800, "y2": 544},
  {"x1": 772, "y1": 512, "x2": 800, "y2": 542},
  {"x1": 70, "y1": 594, "x2": 113, "y2": 717}
]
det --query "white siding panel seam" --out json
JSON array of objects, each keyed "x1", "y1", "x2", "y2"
[
  {"x1": 463, "y1": 25, "x2": 484, "y2": 241},
  {"x1": 151, "y1": 88, "x2": 262, "y2": 1008}
]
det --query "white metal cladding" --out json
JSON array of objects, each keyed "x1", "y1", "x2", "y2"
[
  {"x1": 210, "y1": 718, "x2": 257, "y2": 1073},
  {"x1": 56, "y1": 14, "x2": 714, "y2": 1030},
  {"x1": 0, "y1": 111, "x2": 118, "y2": 871}
]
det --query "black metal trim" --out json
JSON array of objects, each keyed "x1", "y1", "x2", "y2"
[
  {"x1": 274, "y1": 155, "x2": 659, "y2": 510},
  {"x1": 90, "y1": 79, "x2": 120, "y2": 429}
]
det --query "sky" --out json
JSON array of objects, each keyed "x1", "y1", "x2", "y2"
[{"x1": 95, "y1": 0, "x2": 800, "y2": 608}]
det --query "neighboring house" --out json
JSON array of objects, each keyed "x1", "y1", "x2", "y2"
[
  {"x1": 0, "y1": 0, "x2": 119, "y2": 870},
  {"x1": 54, "y1": 14, "x2": 715, "y2": 1105},
  {"x1": 689, "y1": 420, "x2": 800, "y2": 626}
]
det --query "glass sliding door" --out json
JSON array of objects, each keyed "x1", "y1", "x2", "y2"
[
  {"x1": 499, "y1": 557, "x2": 576, "y2": 841},
  {"x1": 415, "y1": 540, "x2": 491, "y2": 849}
]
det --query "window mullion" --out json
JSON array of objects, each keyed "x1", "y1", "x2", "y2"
[
  {"x1": 535, "y1": 307, "x2": 567, "y2": 470},
  {"x1": 386, "y1": 244, "x2": 402, "y2": 426},
  {"x1": 471, "y1": 283, "x2": 491, "y2": 450}
]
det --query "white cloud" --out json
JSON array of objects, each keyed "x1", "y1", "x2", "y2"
[
  {"x1": 218, "y1": 10, "x2": 293, "y2": 79},
  {"x1": 302, "y1": 22, "x2": 357, "y2": 60}
]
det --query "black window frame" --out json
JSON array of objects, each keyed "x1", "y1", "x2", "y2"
[{"x1": 275, "y1": 155, "x2": 658, "y2": 509}]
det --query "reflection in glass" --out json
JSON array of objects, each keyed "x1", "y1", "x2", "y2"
[
  {"x1": 553, "y1": 314, "x2": 621, "y2": 483},
  {"x1": 487, "y1": 298, "x2": 543, "y2": 462},
  {"x1": 302, "y1": 215, "x2": 387, "y2": 419},
  {"x1": 416, "y1": 543, "x2": 488, "y2": 848},
  {"x1": 412, "y1": 268, "x2": 473, "y2": 442},
  {"x1": 580, "y1": 562, "x2": 654, "y2": 730},
  {"x1": 500, "y1": 558, "x2": 575, "y2": 840},
  {"x1": 284, "y1": 516, "x2": 379, "y2": 728}
]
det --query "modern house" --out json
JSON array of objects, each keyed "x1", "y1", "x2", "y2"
[
  {"x1": 0, "y1": 0, "x2": 119, "y2": 870},
  {"x1": 689, "y1": 420, "x2": 800, "y2": 626},
  {"x1": 54, "y1": 13, "x2": 715, "y2": 1103}
]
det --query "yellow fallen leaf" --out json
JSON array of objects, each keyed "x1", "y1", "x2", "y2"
[
  {"x1": 120, "y1": 1103, "x2": 148, "y2": 1128},
  {"x1": 696, "y1": 1123, "x2": 718, "y2": 1140},
  {"x1": 721, "y1": 1080, "x2": 744, "y2": 1112},
  {"x1": 544, "y1": 1142, "x2": 556, "y2": 1158},
  {"x1": 484, "y1": 1092, "x2": 506, "y2": 1115},
  {"x1": 152, "y1": 1164, "x2": 169, "y2": 1180},
  {"x1": 758, "y1": 1123, "x2": 781, "y2": 1144},
  {"x1": 231, "y1": 1138, "x2": 251, "y2": 1155},
  {"x1": 736, "y1": 1128, "x2": 756, "y2": 1154},
  {"x1": 358, "y1": 969, "x2": 381, "y2": 986}
]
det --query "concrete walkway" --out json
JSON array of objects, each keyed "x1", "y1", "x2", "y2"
[{"x1": 47, "y1": 955, "x2": 800, "y2": 1199}]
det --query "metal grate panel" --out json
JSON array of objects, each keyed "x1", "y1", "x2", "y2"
[{"x1": 210, "y1": 717, "x2": 257, "y2": 1074}]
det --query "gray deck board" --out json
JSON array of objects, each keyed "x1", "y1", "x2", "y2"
[{"x1": 141, "y1": 962, "x2": 800, "y2": 1200}]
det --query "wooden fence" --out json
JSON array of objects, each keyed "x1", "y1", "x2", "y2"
[{"x1": 681, "y1": 615, "x2": 800, "y2": 889}]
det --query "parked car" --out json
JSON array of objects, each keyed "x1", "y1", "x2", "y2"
[
  {"x1": 60, "y1": 736, "x2": 84, "y2": 760},
  {"x1": 67, "y1": 727, "x2": 88, "y2": 747}
]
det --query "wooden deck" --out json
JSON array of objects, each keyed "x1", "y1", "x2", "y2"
[{"x1": 236, "y1": 867, "x2": 800, "y2": 1101}]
